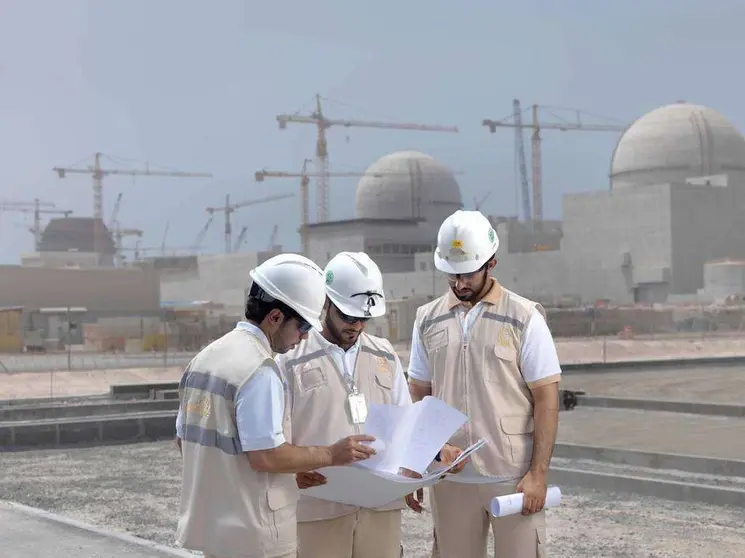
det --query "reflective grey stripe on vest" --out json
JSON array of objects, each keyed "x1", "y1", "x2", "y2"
[
  {"x1": 181, "y1": 423, "x2": 243, "y2": 455},
  {"x1": 180, "y1": 370, "x2": 242, "y2": 455},
  {"x1": 285, "y1": 349, "x2": 327, "y2": 371},
  {"x1": 419, "y1": 310, "x2": 456, "y2": 336},
  {"x1": 181, "y1": 370, "x2": 238, "y2": 401},
  {"x1": 359, "y1": 345, "x2": 395, "y2": 361},
  {"x1": 482, "y1": 312, "x2": 525, "y2": 331}
]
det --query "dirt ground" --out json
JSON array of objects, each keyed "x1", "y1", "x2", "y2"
[{"x1": 0, "y1": 441, "x2": 743, "y2": 557}]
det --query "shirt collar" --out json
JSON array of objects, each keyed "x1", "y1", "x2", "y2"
[
  {"x1": 446, "y1": 277, "x2": 503, "y2": 310},
  {"x1": 235, "y1": 321, "x2": 271, "y2": 351},
  {"x1": 312, "y1": 329, "x2": 361, "y2": 354}
]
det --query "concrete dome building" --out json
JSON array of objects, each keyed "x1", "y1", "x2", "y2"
[
  {"x1": 610, "y1": 102, "x2": 745, "y2": 189},
  {"x1": 355, "y1": 150, "x2": 462, "y2": 224},
  {"x1": 303, "y1": 151, "x2": 463, "y2": 274},
  {"x1": 38, "y1": 217, "x2": 115, "y2": 254}
]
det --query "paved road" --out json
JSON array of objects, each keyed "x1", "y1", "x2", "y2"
[
  {"x1": 560, "y1": 365, "x2": 745, "y2": 404},
  {"x1": 0, "y1": 501, "x2": 194, "y2": 558},
  {"x1": 0, "y1": 352, "x2": 193, "y2": 374},
  {"x1": 559, "y1": 407, "x2": 745, "y2": 460}
]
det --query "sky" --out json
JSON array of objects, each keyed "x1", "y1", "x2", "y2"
[{"x1": 1, "y1": 0, "x2": 744, "y2": 263}]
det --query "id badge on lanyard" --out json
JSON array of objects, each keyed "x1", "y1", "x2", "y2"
[{"x1": 347, "y1": 391, "x2": 368, "y2": 424}]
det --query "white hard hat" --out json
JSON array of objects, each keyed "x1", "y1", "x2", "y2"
[
  {"x1": 433, "y1": 210, "x2": 499, "y2": 274},
  {"x1": 324, "y1": 252, "x2": 386, "y2": 318},
  {"x1": 249, "y1": 253, "x2": 326, "y2": 330}
]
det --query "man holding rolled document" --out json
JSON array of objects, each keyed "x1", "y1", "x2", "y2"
[{"x1": 408, "y1": 210, "x2": 562, "y2": 558}]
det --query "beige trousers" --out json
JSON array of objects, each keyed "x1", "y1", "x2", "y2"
[
  {"x1": 297, "y1": 508, "x2": 402, "y2": 558},
  {"x1": 430, "y1": 481, "x2": 547, "y2": 558}
]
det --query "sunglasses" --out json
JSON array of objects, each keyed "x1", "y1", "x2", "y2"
[
  {"x1": 296, "y1": 318, "x2": 313, "y2": 334},
  {"x1": 335, "y1": 306, "x2": 371, "y2": 325},
  {"x1": 445, "y1": 262, "x2": 489, "y2": 282}
]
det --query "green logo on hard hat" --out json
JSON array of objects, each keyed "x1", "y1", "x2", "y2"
[
  {"x1": 488, "y1": 228, "x2": 495, "y2": 243},
  {"x1": 325, "y1": 270, "x2": 334, "y2": 285}
]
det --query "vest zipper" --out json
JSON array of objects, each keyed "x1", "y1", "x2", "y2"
[{"x1": 461, "y1": 338, "x2": 471, "y2": 448}]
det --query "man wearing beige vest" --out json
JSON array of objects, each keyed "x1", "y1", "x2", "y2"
[
  {"x1": 276, "y1": 252, "x2": 413, "y2": 558},
  {"x1": 175, "y1": 253, "x2": 377, "y2": 558},
  {"x1": 408, "y1": 210, "x2": 561, "y2": 558}
]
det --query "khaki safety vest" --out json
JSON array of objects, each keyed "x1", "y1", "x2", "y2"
[
  {"x1": 415, "y1": 279, "x2": 546, "y2": 480},
  {"x1": 176, "y1": 326, "x2": 298, "y2": 558},
  {"x1": 278, "y1": 330, "x2": 406, "y2": 522}
]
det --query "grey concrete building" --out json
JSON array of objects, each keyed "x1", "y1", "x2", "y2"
[
  {"x1": 149, "y1": 101, "x2": 745, "y2": 315},
  {"x1": 307, "y1": 102, "x2": 745, "y2": 307}
]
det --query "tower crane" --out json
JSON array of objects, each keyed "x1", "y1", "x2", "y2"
[
  {"x1": 267, "y1": 225, "x2": 279, "y2": 250},
  {"x1": 53, "y1": 152, "x2": 212, "y2": 261},
  {"x1": 234, "y1": 226, "x2": 249, "y2": 253},
  {"x1": 276, "y1": 94, "x2": 459, "y2": 222},
  {"x1": 107, "y1": 193, "x2": 144, "y2": 267},
  {"x1": 483, "y1": 100, "x2": 627, "y2": 222},
  {"x1": 0, "y1": 199, "x2": 73, "y2": 250},
  {"x1": 206, "y1": 192, "x2": 295, "y2": 254},
  {"x1": 255, "y1": 159, "x2": 383, "y2": 250}
]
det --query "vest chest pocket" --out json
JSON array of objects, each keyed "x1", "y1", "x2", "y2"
[
  {"x1": 484, "y1": 344, "x2": 518, "y2": 382},
  {"x1": 295, "y1": 366, "x2": 327, "y2": 392},
  {"x1": 423, "y1": 328, "x2": 449, "y2": 352}
]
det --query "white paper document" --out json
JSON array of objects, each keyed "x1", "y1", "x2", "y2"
[
  {"x1": 357, "y1": 396, "x2": 470, "y2": 475},
  {"x1": 490, "y1": 486, "x2": 562, "y2": 518},
  {"x1": 302, "y1": 396, "x2": 487, "y2": 508},
  {"x1": 303, "y1": 438, "x2": 486, "y2": 508}
]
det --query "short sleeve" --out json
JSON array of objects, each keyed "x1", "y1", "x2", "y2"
[
  {"x1": 406, "y1": 322, "x2": 432, "y2": 383},
  {"x1": 235, "y1": 365, "x2": 287, "y2": 451},
  {"x1": 519, "y1": 308, "x2": 562, "y2": 388}
]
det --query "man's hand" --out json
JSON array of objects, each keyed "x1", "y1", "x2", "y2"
[
  {"x1": 399, "y1": 468, "x2": 424, "y2": 513},
  {"x1": 296, "y1": 471, "x2": 327, "y2": 489},
  {"x1": 439, "y1": 444, "x2": 467, "y2": 473},
  {"x1": 516, "y1": 470, "x2": 547, "y2": 515},
  {"x1": 328, "y1": 434, "x2": 377, "y2": 466}
]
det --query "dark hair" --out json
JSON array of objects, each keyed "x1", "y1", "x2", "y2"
[{"x1": 245, "y1": 282, "x2": 304, "y2": 325}]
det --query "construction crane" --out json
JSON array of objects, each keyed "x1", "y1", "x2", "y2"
[
  {"x1": 206, "y1": 192, "x2": 295, "y2": 254},
  {"x1": 267, "y1": 224, "x2": 279, "y2": 250},
  {"x1": 0, "y1": 199, "x2": 73, "y2": 250},
  {"x1": 276, "y1": 94, "x2": 459, "y2": 222},
  {"x1": 106, "y1": 193, "x2": 145, "y2": 267},
  {"x1": 483, "y1": 100, "x2": 627, "y2": 222},
  {"x1": 233, "y1": 226, "x2": 248, "y2": 253},
  {"x1": 53, "y1": 152, "x2": 212, "y2": 261},
  {"x1": 512, "y1": 100, "x2": 532, "y2": 222},
  {"x1": 192, "y1": 214, "x2": 215, "y2": 253}
]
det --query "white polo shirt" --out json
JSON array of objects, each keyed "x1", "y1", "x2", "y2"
[
  {"x1": 306, "y1": 330, "x2": 413, "y2": 407},
  {"x1": 408, "y1": 306, "x2": 561, "y2": 483},
  {"x1": 176, "y1": 322, "x2": 287, "y2": 451}
]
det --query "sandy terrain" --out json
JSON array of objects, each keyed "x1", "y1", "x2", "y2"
[{"x1": 0, "y1": 441, "x2": 743, "y2": 557}]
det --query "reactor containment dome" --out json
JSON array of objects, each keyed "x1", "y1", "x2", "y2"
[
  {"x1": 354, "y1": 150, "x2": 463, "y2": 223},
  {"x1": 610, "y1": 102, "x2": 745, "y2": 189}
]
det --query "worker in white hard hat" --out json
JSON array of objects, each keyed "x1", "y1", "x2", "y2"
[
  {"x1": 407, "y1": 210, "x2": 562, "y2": 558},
  {"x1": 174, "y1": 253, "x2": 377, "y2": 558},
  {"x1": 276, "y1": 251, "x2": 420, "y2": 558}
]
